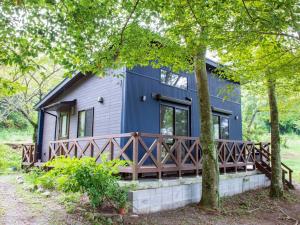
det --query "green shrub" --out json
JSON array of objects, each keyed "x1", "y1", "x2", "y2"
[
  {"x1": 0, "y1": 144, "x2": 22, "y2": 173},
  {"x1": 30, "y1": 155, "x2": 129, "y2": 209}
]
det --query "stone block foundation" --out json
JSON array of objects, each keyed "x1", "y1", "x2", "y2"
[{"x1": 120, "y1": 171, "x2": 270, "y2": 214}]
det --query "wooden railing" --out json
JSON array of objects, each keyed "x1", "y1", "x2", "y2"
[
  {"x1": 21, "y1": 143, "x2": 36, "y2": 166},
  {"x1": 48, "y1": 132, "x2": 257, "y2": 180},
  {"x1": 254, "y1": 143, "x2": 294, "y2": 189},
  {"x1": 20, "y1": 132, "x2": 293, "y2": 187}
]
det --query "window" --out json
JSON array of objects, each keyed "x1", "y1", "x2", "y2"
[
  {"x1": 161, "y1": 69, "x2": 188, "y2": 90},
  {"x1": 59, "y1": 112, "x2": 69, "y2": 139},
  {"x1": 160, "y1": 105, "x2": 189, "y2": 136},
  {"x1": 213, "y1": 115, "x2": 229, "y2": 139},
  {"x1": 220, "y1": 117, "x2": 229, "y2": 139},
  {"x1": 213, "y1": 115, "x2": 220, "y2": 140},
  {"x1": 160, "y1": 106, "x2": 173, "y2": 135},
  {"x1": 78, "y1": 108, "x2": 94, "y2": 137}
]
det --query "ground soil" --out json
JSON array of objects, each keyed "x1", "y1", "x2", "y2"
[
  {"x1": 0, "y1": 174, "x2": 87, "y2": 225},
  {"x1": 0, "y1": 174, "x2": 300, "y2": 225}
]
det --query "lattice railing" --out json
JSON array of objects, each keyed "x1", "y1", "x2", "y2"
[
  {"x1": 48, "y1": 132, "x2": 257, "y2": 180},
  {"x1": 21, "y1": 143, "x2": 36, "y2": 166}
]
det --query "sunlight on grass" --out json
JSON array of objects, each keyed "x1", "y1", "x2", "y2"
[
  {"x1": 0, "y1": 128, "x2": 33, "y2": 144},
  {"x1": 281, "y1": 134, "x2": 300, "y2": 184}
]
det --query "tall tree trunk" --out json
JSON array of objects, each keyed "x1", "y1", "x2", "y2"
[
  {"x1": 32, "y1": 124, "x2": 38, "y2": 143},
  {"x1": 17, "y1": 108, "x2": 38, "y2": 143},
  {"x1": 194, "y1": 47, "x2": 219, "y2": 209},
  {"x1": 267, "y1": 78, "x2": 284, "y2": 198}
]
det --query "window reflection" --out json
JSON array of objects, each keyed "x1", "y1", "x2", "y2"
[
  {"x1": 161, "y1": 69, "x2": 188, "y2": 90},
  {"x1": 213, "y1": 115, "x2": 229, "y2": 139}
]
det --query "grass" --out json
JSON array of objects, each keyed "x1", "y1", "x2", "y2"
[
  {"x1": 0, "y1": 128, "x2": 33, "y2": 144},
  {"x1": 281, "y1": 134, "x2": 300, "y2": 184},
  {"x1": 0, "y1": 144, "x2": 22, "y2": 173}
]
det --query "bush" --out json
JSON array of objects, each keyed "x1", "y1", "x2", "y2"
[
  {"x1": 0, "y1": 144, "x2": 22, "y2": 173},
  {"x1": 29, "y1": 155, "x2": 129, "y2": 209}
]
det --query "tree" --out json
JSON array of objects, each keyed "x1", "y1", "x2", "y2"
[
  {"x1": 0, "y1": 57, "x2": 64, "y2": 141},
  {"x1": 1, "y1": 0, "x2": 298, "y2": 205},
  {"x1": 218, "y1": 0, "x2": 300, "y2": 198},
  {"x1": 0, "y1": 0, "x2": 248, "y2": 209},
  {"x1": 221, "y1": 36, "x2": 300, "y2": 197}
]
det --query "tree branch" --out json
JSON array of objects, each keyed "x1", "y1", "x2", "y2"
[
  {"x1": 241, "y1": 0, "x2": 255, "y2": 22},
  {"x1": 17, "y1": 107, "x2": 37, "y2": 128},
  {"x1": 119, "y1": 0, "x2": 140, "y2": 47}
]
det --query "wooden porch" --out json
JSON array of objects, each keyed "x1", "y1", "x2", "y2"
[{"x1": 21, "y1": 132, "x2": 293, "y2": 187}]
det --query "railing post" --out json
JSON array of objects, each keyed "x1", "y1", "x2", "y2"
[
  {"x1": 178, "y1": 138, "x2": 182, "y2": 178},
  {"x1": 48, "y1": 144, "x2": 51, "y2": 161},
  {"x1": 29, "y1": 146, "x2": 32, "y2": 163},
  {"x1": 21, "y1": 145, "x2": 25, "y2": 163},
  {"x1": 34, "y1": 143, "x2": 37, "y2": 163},
  {"x1": 74, "y1": 142, "x2": 77, "y2": 158},
  {"x1": 252, "y1": 142, "x2": 256, "y2": 170},
  {"x1": 90, "y1": 140, "x2": 94, "y2": 158},
  {"x1": 223, "y1": 142, "x2": 226, "y2": 174},
  {"x1": 259, "y1": 142, "x2": 263, "y2": 163},
  {"x1": 109, "y1": 139, "x2": 114, "y2": 160},
  {"x1": 132, "y1": 132, "x2": 139, "y2": 180},
  {"x1": 196, "y1": 139, "x2": 199, "y2": 176},
  {"x1": 157, "y1": 134, "x2": 162, "y2": 180},
  {"x1": 234, "y1": 142, "x2": 237, "y2": 173}
]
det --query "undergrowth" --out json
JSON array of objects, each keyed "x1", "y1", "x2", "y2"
[
  {"x1": 26, "y1": 155, "x2": 129, "y2": 210},
  {"x1": 0, "y1": 144, "x2": 21, "y2": 173}
]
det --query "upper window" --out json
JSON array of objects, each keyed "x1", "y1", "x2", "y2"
[
  {"x1": 78, "y1": 108, "x2": 94, "y2": 137},
  {"x1": 59, "y1": 112, "x2": 69, "y2": 139},
  {"x1": 161, "y1": 69, "x2": 188, "y2": 90},
  {"x1": 213, "y1": 115, "x2": 229, "y2": 139}
]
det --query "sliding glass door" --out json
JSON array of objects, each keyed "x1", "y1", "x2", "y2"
[
  {"x1": 160, "y1": 104, "x2": 190, "y2": 162},
  {"x1": 160, "y1": 104, "x2": 189, "y2": 137}
]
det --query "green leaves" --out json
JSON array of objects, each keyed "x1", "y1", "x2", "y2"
[
  {"x1": 40, "y1": 155, "x2": 129, "y2": 208},
  {"x1": 0, "y1": 0, "x2": 243, "y2": 75}
]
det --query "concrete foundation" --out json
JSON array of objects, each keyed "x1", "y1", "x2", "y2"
[{"x1": 120, "y1": 171, "x2": 270, "y2": 214}]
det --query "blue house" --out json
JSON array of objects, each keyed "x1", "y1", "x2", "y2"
[
  {"x1": 22, "y1": 59, "x2": 293, "y2": 199},
  {"x1": 34, "y1": 59, "x2": 242, "y2": 169}
]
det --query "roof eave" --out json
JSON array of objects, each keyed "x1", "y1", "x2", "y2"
[{"x1": 35, "y1": 71, "x2": 83, "y2": 110}]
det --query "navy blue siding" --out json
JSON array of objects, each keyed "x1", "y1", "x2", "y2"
[
  {"x1": 122, "y1": 65, "x2": 242, "y2": 140},
  {"x1": 36, "y1": 110, "x2": 44, "y2": 160}
]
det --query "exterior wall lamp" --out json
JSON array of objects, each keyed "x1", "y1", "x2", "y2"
[
  {"x1": 141, "y1": 95, "x2": 147, "y2": 102},
  {"x1": 97, "y1": 97, "x2": 104, "y2": 104}
]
